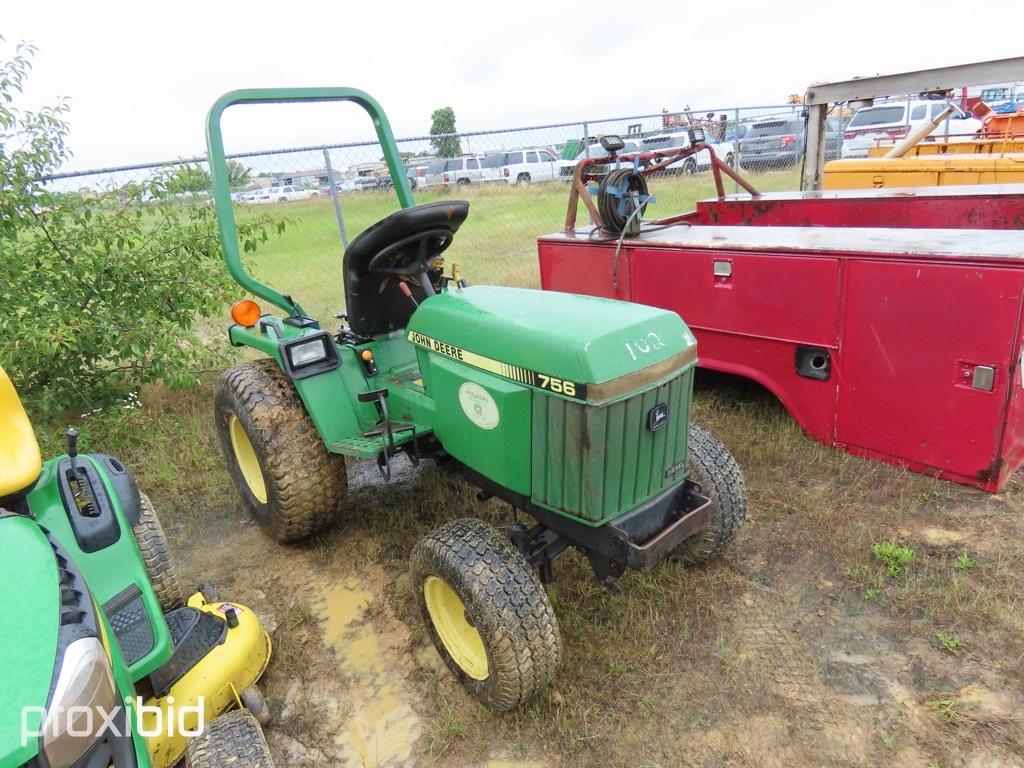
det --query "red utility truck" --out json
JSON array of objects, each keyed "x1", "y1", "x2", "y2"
[{"x1": 538, "y1": 139, "x2": 1024, "y2": 491}]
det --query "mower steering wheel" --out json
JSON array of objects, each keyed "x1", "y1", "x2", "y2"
[{"x1": 367, "y1": 229, "x2": 453, "y2": 277}]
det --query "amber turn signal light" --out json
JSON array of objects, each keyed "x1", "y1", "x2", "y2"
[{"x1": 230, "y1": 299, "x2": 262, "y2": 328}]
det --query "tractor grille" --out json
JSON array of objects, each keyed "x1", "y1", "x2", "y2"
[{"x1": 531, "y1": 369, "x2": 693, "y2": 524}]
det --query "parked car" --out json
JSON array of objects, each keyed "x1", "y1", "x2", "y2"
[
  {"x1": 235, "y1": 187, "x2": 268, "y2": 203},
  {"x1": 353, "y1": 175, "x2": 385, "y2": 193},
  {"x1": 841, "y1": 100, "x2": 983, "y2": 158},
  {"x1": 638, "y1": 131, "x2": 735, "y2": 174},
  {"x1": 555, "y1": 139, "x2": 640, "y2": 180},
  {"x1": 480, "y1": 152, "x2": 509, "y2": 182},
  {"x1": 739, "y1": 117, "x2": 842, "y2": 170},
  {"x1": 251, "y1": 184, "x2": 319, "y2": 203},
  {"x1": 494, "y1": 148, "x2": 560, "y2": 185},
  {"x1": 319, "y1": 180, "x2": 350, "y2": 195},
  {"x1": 403, "y1": 160, "x2": 434, "y2": 189},
  {"x1": 419, "y1": 158, "x2": 448, "y2": 188},
  {"x1": 422, "y1": 155, "x2": 486, "y2": 188},
  {"x1": 724, "y1": 122, "x2": 755, "y2": 143}
]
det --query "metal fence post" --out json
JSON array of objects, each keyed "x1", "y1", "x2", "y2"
[
  {"x1": 733, "y1": 107, "x2": 741, "y2": 194},
  {"x1": 323, "y1": 148, "x2": 349, "y2": 251}
]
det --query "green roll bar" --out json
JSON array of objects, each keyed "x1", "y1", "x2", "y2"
[{"x1": 205, "y1": 88, "x2": 415, "y2": 316}]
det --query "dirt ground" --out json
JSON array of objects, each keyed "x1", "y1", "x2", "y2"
[{"x1": 135, "y1": 373, "x2": 1024, "y2": 768}]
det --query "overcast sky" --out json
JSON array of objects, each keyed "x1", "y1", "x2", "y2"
[{"x1": 5, "y1": 0, "x2": 1022, "y2": 172}]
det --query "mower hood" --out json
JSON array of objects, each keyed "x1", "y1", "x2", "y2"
[
  {"x1": 407, "y1": 285, "x2": 695, "y2": 391},
  {"x1": 0, "y1": 514, "x2": 61, "y2": 766}
]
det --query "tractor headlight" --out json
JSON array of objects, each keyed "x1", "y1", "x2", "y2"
[
  {"x1": 288, "y1": 337, "x2": 329, "y2": 368},
  {"x1": 42, "y1": 636, "x2": 118, "y2": 768},
  {"x1": 688, "y1": 126, "x2": 706, "y2": 144},
  {"x1": 280, "y1": 332, "x2": 340, "y2": 380}
]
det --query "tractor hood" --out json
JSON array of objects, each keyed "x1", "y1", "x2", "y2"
[
  {"x1": 407, "y1": 286, "x2": 695, "y2": 397},
  {"x1": 0, "y1": 514, "x2": 61, "y2": 766}
]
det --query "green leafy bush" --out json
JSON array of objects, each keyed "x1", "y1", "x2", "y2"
[{"x1": 0, "y1": 41, "x2": 281, "y2": 413}]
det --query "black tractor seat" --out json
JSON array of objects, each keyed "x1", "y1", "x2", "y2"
[{"x1": 343, "y1": 201, "x2": 469, "y2": 338}]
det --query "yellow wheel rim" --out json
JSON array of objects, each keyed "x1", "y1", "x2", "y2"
[
  {"x1": 229, "y1": 415, "x2": 267, "y2": 504},
  {"x1": 423, "y1": 575, "x2": 488, "y2": 681}
]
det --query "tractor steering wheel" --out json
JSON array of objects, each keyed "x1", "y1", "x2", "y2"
[{"x1": 366, "y1": 229, "x2": 454, "y2": 276}]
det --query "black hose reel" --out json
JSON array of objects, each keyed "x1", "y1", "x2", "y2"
[{"x1": 598, "y1": 167, "x2": 651, "y2": 237}]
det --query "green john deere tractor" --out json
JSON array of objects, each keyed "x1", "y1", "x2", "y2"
[
  {"x1": 0, "y1": 366, "x2": 274, "y2": 767},
  {"x1": 207, "y1": 88, "x2": 747, "y2": 711}
]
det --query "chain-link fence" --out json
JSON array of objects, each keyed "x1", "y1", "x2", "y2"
[{"x1": 41, "y1": 103, "x2": 807, "y2": 325}]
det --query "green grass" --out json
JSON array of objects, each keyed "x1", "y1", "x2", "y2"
[
  {"x1": 937, "y1": 631, "x2": 964, "y2": 654},
  {"x1": 953, "y1": 552, "x2": 976, "y2": 572},
  {"x1": 872, "y1": 540, "x2": 916, "y2": 577}
]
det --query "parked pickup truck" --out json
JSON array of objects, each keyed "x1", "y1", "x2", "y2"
[
  {"x1": 638, "y1": 131, "x2": 735, "y2": 174},
  {"x1": 841, "y1": 100, "x2": 983, "y2": 158},
  {"x1": 250, "y1": 184, "x2": 319, "y2": 203},
  {"x1": 555, "y1": 138, "x2": 640, "y2": 180}
]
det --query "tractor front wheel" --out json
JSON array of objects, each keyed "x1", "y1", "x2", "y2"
[
  {"x1": 214, "y1": 359, "x2": 348, "y2": 543},
  {"x1": 410, "y1": 518, "x2": 561, "y2": 711},
  {"x1": 672, "y1": 423, "x2": 747, "y2": 565},
  {"x1": 185, "y1": 709, "x2": 273, "y2": 768}
]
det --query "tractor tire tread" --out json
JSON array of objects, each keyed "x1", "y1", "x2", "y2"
[
  {"x1": 185, "y1": 709, "x2": 274, "y2": 768},
  {"x1": 673, "y1": 422, "x2": 747, "y2": 565},
  {"x1": 411, "y1": 518, "x2": 560, "y2": 711},
  {"x1": 133, "y1": 493, "x2": 184, "y2": 611},
  {"x1": 215, "y1": 359, "x2": 347, "y2": 543}
]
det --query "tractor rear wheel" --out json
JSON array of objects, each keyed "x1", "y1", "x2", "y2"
[
  {"x1": 410, "y1": 518, "x2": 561, "y2": 711},
  {"x1": 133, "y1": 493, "x2": 184, "y2": 611},
  {"x1": 672, "y1": 423, "x2": 747, "y2": 565},
  {"x1": 185, "y1": 709, "x2": 273, "y2": 768},
  {"x1": 214, "y1": 359, "x2": 348, "y2": 543}
]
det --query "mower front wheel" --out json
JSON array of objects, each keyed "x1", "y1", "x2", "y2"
[
  {"x1": 185, "y1": 709, "x2": 273, "y2": 768},
  {"x1": 215, "y1": 359, "x2": 348, "y2": 543},
  {"x1": 672, "y1": 423, "x2": 747, "y2": 565},
  {"x1": 134, "y1": 493, "x2": 184, "y2": 611},
  {"x1": 411, "y1": 518, "x2": 561, "y2": 711}
]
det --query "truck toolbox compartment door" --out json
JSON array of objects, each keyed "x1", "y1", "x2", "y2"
[
  {"x1": 628, "y1": 249, "x2": 841, "y2": 346},
  {"x1": 836, "y1": 260, "x2": 1023, "y2": 478}
]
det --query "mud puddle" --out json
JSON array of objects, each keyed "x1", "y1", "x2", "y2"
[{"x1": 314, "y1": 574, "x2": 422, "y2": 767}]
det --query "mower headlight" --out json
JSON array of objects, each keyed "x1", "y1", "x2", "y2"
[
  {"x1": 42, "y1": 636, "x2": 118, "y2": 768},
  {"x1": 287, "y1": 337, "x2": 329, "y2": 368}
]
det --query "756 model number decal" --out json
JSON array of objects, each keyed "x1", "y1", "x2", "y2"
[{"x1": 408, "y1": 331, "x2": 587, "y2": 400}]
